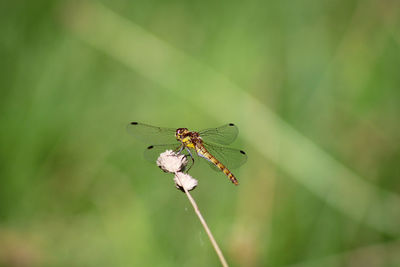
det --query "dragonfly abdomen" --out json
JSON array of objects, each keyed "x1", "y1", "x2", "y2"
[{"x1": 196, "y1": 145, "x2": 239, "y2": 185}]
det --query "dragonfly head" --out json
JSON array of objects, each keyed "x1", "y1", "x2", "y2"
[{"x1": 175, "y1": 128, "x2": 189, "y2": 141}]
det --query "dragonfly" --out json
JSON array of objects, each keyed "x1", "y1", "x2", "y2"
[{"x1": 127, "y1": 122, "x2": 247, "y2": 185}]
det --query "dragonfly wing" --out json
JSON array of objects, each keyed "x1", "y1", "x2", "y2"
[
  {"x1": 203, "y1": 158, "x2": 221, "y2": 172},
  {"x1": 144, "y1": 144, "x2": 182, "y2": 163},
  {"x1": 199, "y1": 123, "x2": 239, "y2": 145},
  {"x1": 202, "y1": 142, "x2": 247, "y2": 170},
  {"x1": 127, "y1": 122, "x2": 178, "y2": 145}
]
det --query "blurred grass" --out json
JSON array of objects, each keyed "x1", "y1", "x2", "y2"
[{"x1": 1, "y1": 0, "x2": 400, "y2": 266}]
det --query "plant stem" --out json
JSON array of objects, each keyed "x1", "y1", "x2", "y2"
[{"x1": 176, "y1": 176, "x2": 229, "y2": 267}]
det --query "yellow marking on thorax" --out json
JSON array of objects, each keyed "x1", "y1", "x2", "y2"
[{"x1": 180, "y1": 136, "x2": 195, "y2": 149}]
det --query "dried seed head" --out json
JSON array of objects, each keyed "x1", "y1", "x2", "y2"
[
  {"x1": 174, "y1": 172, "x2": 198, "y2": 192},
  {"x1": 156, "y1": 150, "x2": 188, "y2": 173}
]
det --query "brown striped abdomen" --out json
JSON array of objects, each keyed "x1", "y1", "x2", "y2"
[{"x1": 196, "y1": 145, "x2": 239, "y2": 185}]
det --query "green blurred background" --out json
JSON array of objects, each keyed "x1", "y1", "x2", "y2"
[{"x1": 1, "y1": 0, "x2": 399, "y2": 266}]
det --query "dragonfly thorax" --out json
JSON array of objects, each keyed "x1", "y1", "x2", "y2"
[{"x1": 176, "y1": 128, "x2": 202, "y2": 148}]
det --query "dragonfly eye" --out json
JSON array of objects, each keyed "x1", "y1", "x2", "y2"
[{"x1": 176, "y1": 128, "x2": 188, "y2": 135}]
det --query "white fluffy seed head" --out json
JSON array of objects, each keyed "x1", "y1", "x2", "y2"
[
  {"x1": 156, "y1": 150, "x2": 188, "y2": 173},
  {"x1": 174, "y1": 172, "x2": 198, "y2": 192}
]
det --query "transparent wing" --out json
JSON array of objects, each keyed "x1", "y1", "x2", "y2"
[
  {"x1": 127, "y1": 122, "x2": 178, "y2": 145},
  {"x1": 202, "y1": 142, "x2": 247, "y2": 170},
  {"x1": 144, "y1": 144, "x2": 182, "y2": 163},
  {"x1": 199, "y1": 123, "x2": 239, "y2": 145}
]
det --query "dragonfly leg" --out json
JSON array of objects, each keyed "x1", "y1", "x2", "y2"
[
  {"x1": 173, "y1": 145, "x2": 194, "y2": 172},
  {"x1": 185, "y1": 147, "x2": 195, "y2": 172},
  {"x1": 176, "y1": 145, "x2": 184, "y2": 153}
]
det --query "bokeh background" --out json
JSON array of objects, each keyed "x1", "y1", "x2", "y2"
[{"x1": 1, "y1": 0, "x2": 400, "y2": 266}]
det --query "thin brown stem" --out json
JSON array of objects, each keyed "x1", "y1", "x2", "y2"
[{"x1": 175, "y1": 175, "x2": 229, "y2": 267}]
